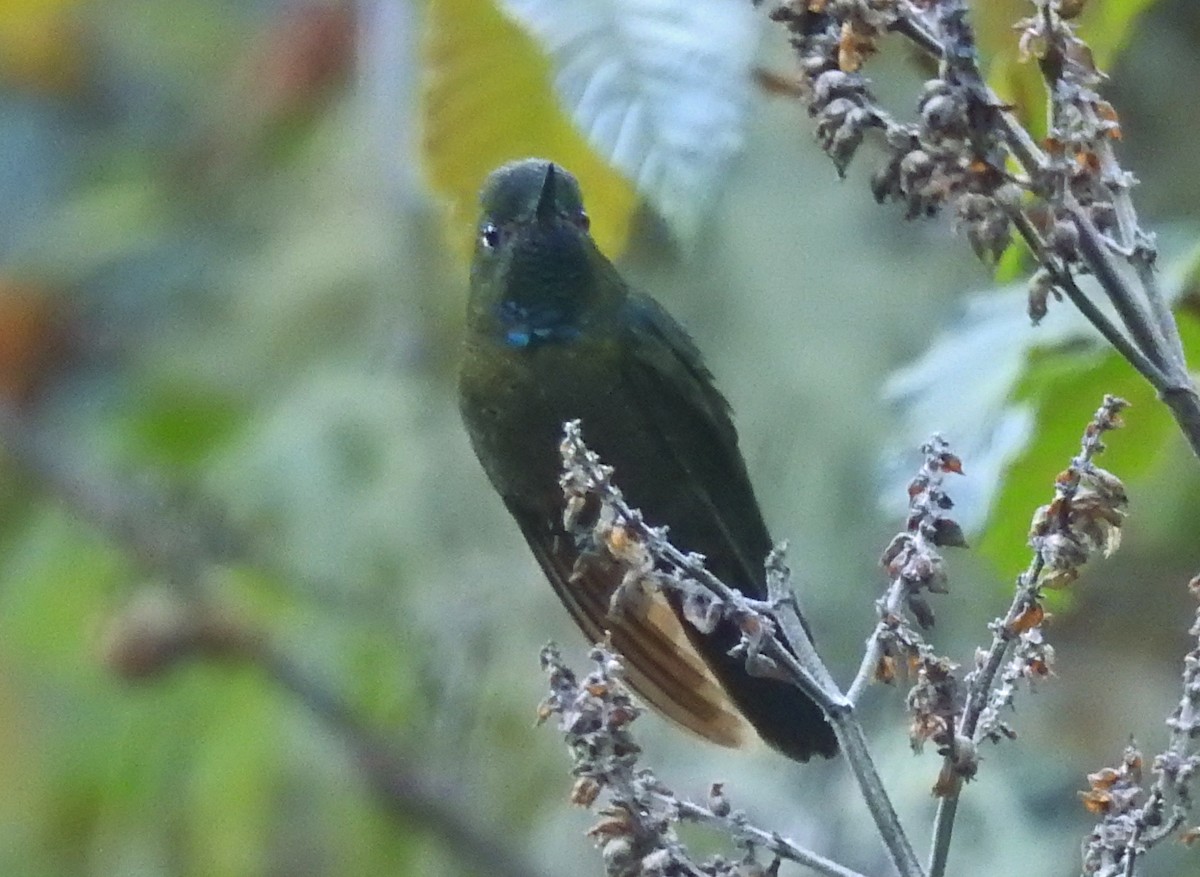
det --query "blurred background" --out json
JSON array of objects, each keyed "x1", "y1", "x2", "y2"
[{"x1": 1, "y1": 1, "x2": 1199, "y2": 875}]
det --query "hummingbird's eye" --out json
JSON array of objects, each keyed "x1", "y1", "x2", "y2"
[
  {"x1": 575, "y1": 211, "x2": 590, "y2": 232},
  {"x1": 480, "y1": 222, "x2": 502, "y2": 249}
]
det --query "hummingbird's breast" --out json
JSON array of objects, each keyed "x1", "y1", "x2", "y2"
[{"x1": 458, "y1": 331, "x2": 626, "y2": 513}]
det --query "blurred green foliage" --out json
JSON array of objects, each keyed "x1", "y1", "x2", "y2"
[{"x1": 0, "y1": 1, "x2": 1198, "y2": 877}]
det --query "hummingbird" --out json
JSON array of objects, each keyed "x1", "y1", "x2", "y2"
[{"x1": 458, "y1": 158, "x2": 836, "y2": 762}]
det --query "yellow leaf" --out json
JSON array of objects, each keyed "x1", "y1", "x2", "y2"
[
  {"x1": 421, "y1": 0, "x2": 637, "y2": 259},
  {"x1": 0, "y1": 0, "x2": 84, "y2": 93}
]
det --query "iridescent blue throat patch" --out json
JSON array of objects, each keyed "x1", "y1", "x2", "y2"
[{"x1": 495, "y1": 300, "x2": 581, "y2": 348}]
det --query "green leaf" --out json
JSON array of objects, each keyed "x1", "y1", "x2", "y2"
[
  {"x1": 1071, "y1": 0, "x2": 1164, "y2": 68},
  {"x1": 123, "y1": 384, "x2": 244, "y2": 469},
  {"x1": 993, "y1": 235, "x2": 1031, "y2": 285},
  {"x1": 976, "y1": 309, "x2": 1200, "y2": 576},
  {"x1": 884, "y1": 225, "x2": 1200, "y2": 563}
]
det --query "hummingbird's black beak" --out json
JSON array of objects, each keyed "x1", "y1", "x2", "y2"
[{"x1": 534, "y1": 163, "x2": 557, "y2": 224}]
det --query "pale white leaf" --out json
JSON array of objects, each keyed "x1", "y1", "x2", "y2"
[
  {"x1": 498, "y1": 0, "x2": 761, "y2": 241},
  {"x1": 881, "y1": 227, "x2": 1200, "y2": 531}
]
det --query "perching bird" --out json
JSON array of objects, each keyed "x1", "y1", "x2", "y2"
[{"x1": 458, "y1": 158, "x2": 836, "y2": 762}]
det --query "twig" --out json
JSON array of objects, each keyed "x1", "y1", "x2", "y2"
[
  {"x1": 848, "y1": 624, "x2": 886, "y2": 707},
  {"x1": 1079, "y1": 574, "x2": 1200, "y2": 874},
  {"x1": 863, "y1": 434, "x2": 966, "y2": 703},
  {"x1": 853, "y1": 434, "x2": 979, "y2": 874},
  {"x1": 1066, "y1": 193, "x2": 1170, "y2": 371},
  {"x1": 538, "y1": 643, "x2": 871, "y2": 877},
  {"x1": 559, "y1": 421, "x2": 925, "y2": 877},
  {"x1": 927, "y1": 395, "x2": 1131, "y2": 877},
  {"x1": 1008, "y1": 211, "x2": 1172, "y2": 390},
  {"x1": 585, "y1": 492, "x2": 847, "y2": 719},
  {"x1": 860, "y1": 436, "x2": 972, "y2": 823},
  {"x1": 667, "y1": 792, "x2": 867, "y2": 877},
  {"x1": 767, "y1": 0, "x2": 1200, "y2": 459}
]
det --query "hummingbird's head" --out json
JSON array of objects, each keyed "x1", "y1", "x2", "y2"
[{"x1": 469, "y1": 159, "x2": 621, "y2": 348}]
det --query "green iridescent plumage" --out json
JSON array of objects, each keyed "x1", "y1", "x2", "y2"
[{"x1": 458, "y1": 158, "x2": 836, "y2": 762}]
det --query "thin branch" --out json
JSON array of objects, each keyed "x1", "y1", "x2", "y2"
[
  {"x1": 1080, "y1": 573, "x2": 1200, "y2": 875},
  {"x1": 928, "y1": 395, "x2": 1131, "y2": 877},
  {"x1": 0, "y1": 405, "x2": 233, "y2": 596},
  {"x1": 666, "y1": 793, "x2": 869, "y2": 877},
  {"x1": 1133, "y1": 257, "x2": 1185, "y2": 371},
  {"x1": 1008, "y1": 211, "x2": 1173, "y2": 390},
  {"x1": 1066, "y1": 193, "x2": 1170, "y2": 371},
  {"x1": 835, "y1": 718, "x2": 923, "y2": 877},
  {"x1": 589, "y1": 494, "x2": 849, "y2": 719},
  {"x1": 559, "y1": 421, "x2": 925, "y2": 877},
  {"x1": 854, "y1": 434, "x2": 971, "y2": 875},
  {"x1": 538, "y1": 644, "x2": 869, "y2": 877},
  {"x1": 848, "y1": 624, "x2": 887, "y2": 707},
  {"x1": 926, "y1": 794, "x2": 958, "y2": 877},
  {"x1": 894, "y1": 5, "x2": 1049, "y2": 174},
  {"x1": 770, "y1": 1, "x2": 1200, "y2": 458}
]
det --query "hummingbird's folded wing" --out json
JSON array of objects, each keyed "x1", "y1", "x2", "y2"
[
  {"x1": 617, "y1": 292, "x2": 772, "y2": 597},
  {"x1": 508, "y1": 504, "x2": 753, "y2": 749},
  {"x1": 613, "y1": 293, "x2": 838, "y2": 761}
]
